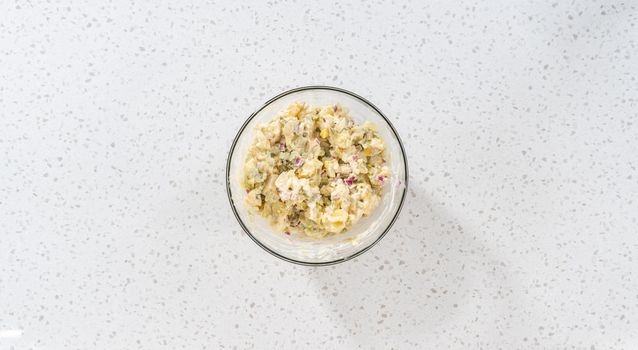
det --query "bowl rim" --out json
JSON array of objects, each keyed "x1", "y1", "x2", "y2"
[{"x1": 225, "y1": 85, "x2": 409, "y2": 266}]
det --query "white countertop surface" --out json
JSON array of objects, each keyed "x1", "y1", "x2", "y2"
[{"x1": 2, "y1": 1, "x2": 637, "y2": 349}]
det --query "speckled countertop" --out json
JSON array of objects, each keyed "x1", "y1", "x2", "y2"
[{"x1": 2, "y1": 1, "x2": 637, "y2": 349}]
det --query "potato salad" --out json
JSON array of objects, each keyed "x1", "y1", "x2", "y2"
[{"x1": 242, "y1": 102, "x2": 390, "y2": 238}]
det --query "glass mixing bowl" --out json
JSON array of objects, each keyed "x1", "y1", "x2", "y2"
[{"x1": 226, "y1": 86, "x2": 408, "y2": 266}]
